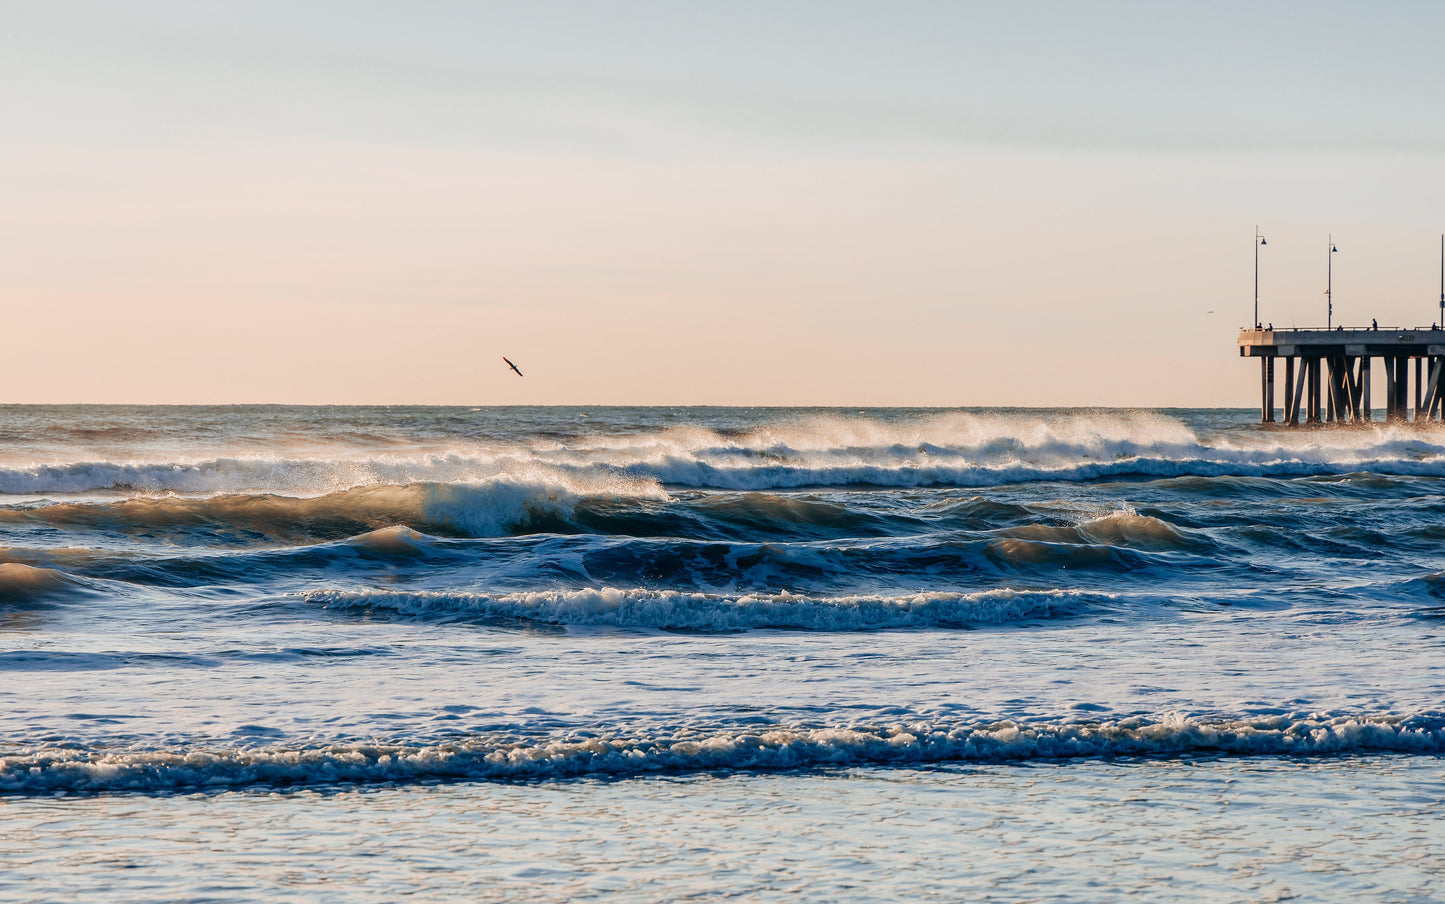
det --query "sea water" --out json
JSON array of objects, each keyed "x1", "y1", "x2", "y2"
[{"x1": 0, "y1": 406, "x2": 1440, "y2": 901}]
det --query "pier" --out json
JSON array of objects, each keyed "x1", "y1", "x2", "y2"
[{"x1": 1239, "y1": 327, "x2": 1445, "y2": 425}]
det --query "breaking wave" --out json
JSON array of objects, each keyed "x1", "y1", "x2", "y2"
[
  {"x1": 7, "y1": 412, "x2": 1445, "y2": 495},
  {"x1": 3, "y1": 712, "x2": 1440, "y2": 795},
  {"x1": 1001, "y1": 509, "x2": 1210, "y2": 551},
  {"x1": 298, "y1": 586, "x2": 1094, "y2": 630},
  {"x1": 0, "y1": 477, "x2": 667, "y2": 542}
]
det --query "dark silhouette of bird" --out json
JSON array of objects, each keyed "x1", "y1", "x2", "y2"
[{"x1": 502, "y1": 356, "x2": 524, "y2": 377}]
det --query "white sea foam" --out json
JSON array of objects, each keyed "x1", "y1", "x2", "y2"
[
  {"x1": 413, "y1": 475, "x2": 667, "y2": 536},
  {"x1": 0, "y1": 457, "x2": 668, "y2": 499},
  {"x1": 299, "y1": 586, "x2": 1091, "y2": 630},
  {"x1": 3, "y1": 713, "x2": 1439, "y2": 795},
  {"x1": 5, "y1": 411, "x2": 1445, "y2": 495}
]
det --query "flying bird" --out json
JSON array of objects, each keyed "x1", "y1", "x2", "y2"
[{"x1": 503, "y1": 356, "x2": 524, "y2": 377}]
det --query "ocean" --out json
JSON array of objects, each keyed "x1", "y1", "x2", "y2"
[{"x1": 0, "y1": 405, "x2": 1440, "y2": 902}]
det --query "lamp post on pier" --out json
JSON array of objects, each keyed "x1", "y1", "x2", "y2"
[
  {"x1": 1327, "y1": 236, "x2": 1339, "y2": 329},
  {"x1": 1254, "y1": 226, "x2": 1266, "y2": 328}
]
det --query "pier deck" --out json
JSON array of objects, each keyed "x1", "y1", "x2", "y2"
[{"x1": 1238, "y1": 327, "x2": 1445, "y2": 424}]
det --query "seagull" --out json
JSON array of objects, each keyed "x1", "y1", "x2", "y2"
[{"x1": 502, "y1": 356, "x2": 524, "y2": 377}]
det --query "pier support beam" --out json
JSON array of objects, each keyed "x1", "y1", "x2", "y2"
[
  {"x1": 1307, "y1": 357, "x2": 1322, "y2": 425},
  {"x1": 1260, "y1": 357, "x2": 1275, "y2": 423},
  {"x1": 1325, "y1": 357, "x2": 1337, "y2": 423},
  {"x1": 1327, "y1": 356, "x2": 1353, "y2": 423},
  {"x1": 1400, "y1": 356, "x2": 1411, "y2": 420},
  {"x1": 1321, "y1": 356, "x2": 1364, "y2": 424},
  {"x1": 1423, "y1": 357, "x2": 1444, "y2": 423},
  {"x1": 1417, "y1": 358, "x2": 1425, "y2": 420},
  {"x1": 1436, "y1": 358, "x2": 1445, "y2": 421},
  {"x1": 1384, "y1": 357, "x2": 1395, "y2": 420},
  {"x1": 1267, "y1": 357, "x2": 1275, "y2": 422},
  {"x1": 1361, "y1": 356, "x2": 1371, "y2": 421},
  {"x1": 1298, "y1": 357, "x2": 1309, "y2": 425},
  {"x1": 1347, "y1": 356, "x2": 1363, "y2": 422},
  {"x1": 1285, "y1": 357, "x2": 1299, "y2": 425},
  {"x1": 1385, "y1": 356, "x2": 1410, "y2": 421}
]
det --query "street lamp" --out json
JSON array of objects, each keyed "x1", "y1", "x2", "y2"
[
  {"x1": 1254, "y1": 226, "x2": 1266, "y2": 328},
  {"x1": 1327, "y1": 236, "x2": 1339, "y2": 329}
]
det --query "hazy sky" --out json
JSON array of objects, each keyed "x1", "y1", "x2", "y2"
[{"x1": 4, "y1": 1, "x2": 1443, "y2": 405}]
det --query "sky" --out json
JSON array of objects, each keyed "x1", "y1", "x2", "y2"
[{"x1": 3, "y1": 0, "x2": 1444, "y2": 406}]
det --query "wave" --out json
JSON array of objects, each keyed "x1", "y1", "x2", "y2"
[
  {"x1": 573, "y1": 533, "x2": 1185, "y2": 589},
  {"x1": 297, "y1": 587, "x2": 1095, "y2": 630},
  {"x1": 8, "y1": 412, "x2": 1445, "y2": 495},
  {"x1": 0, "y1": 477, "x2": 667, "y2": 542},
  {"x1": 687, "y1": 492, "x2": 910, "y2": 538},
  {"x1": 14, "y1": 454, "x2": 1441, "y2": 495},
  {"x1": 4, "y1": 712, "x2": 1440, "y2": 795},
  {"x1": 1000, "y1": 509, "x2": 1217, "y2": 553},
  {"x1": 623, "y1": 456, "x2": 1445, "y2": 490},
  {"x1": 0, "y1": 563, "x2": 84, "y2": 605},
  {"x1": 0, "y1": 483, "x2": 1215, "y2": 566},
  {"x1": 1394, "y1": 571, "x2": 1445, "y2": 604},
  {"x1": 528, "y1": 411, "x2": 1445, "y2": 488}
]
